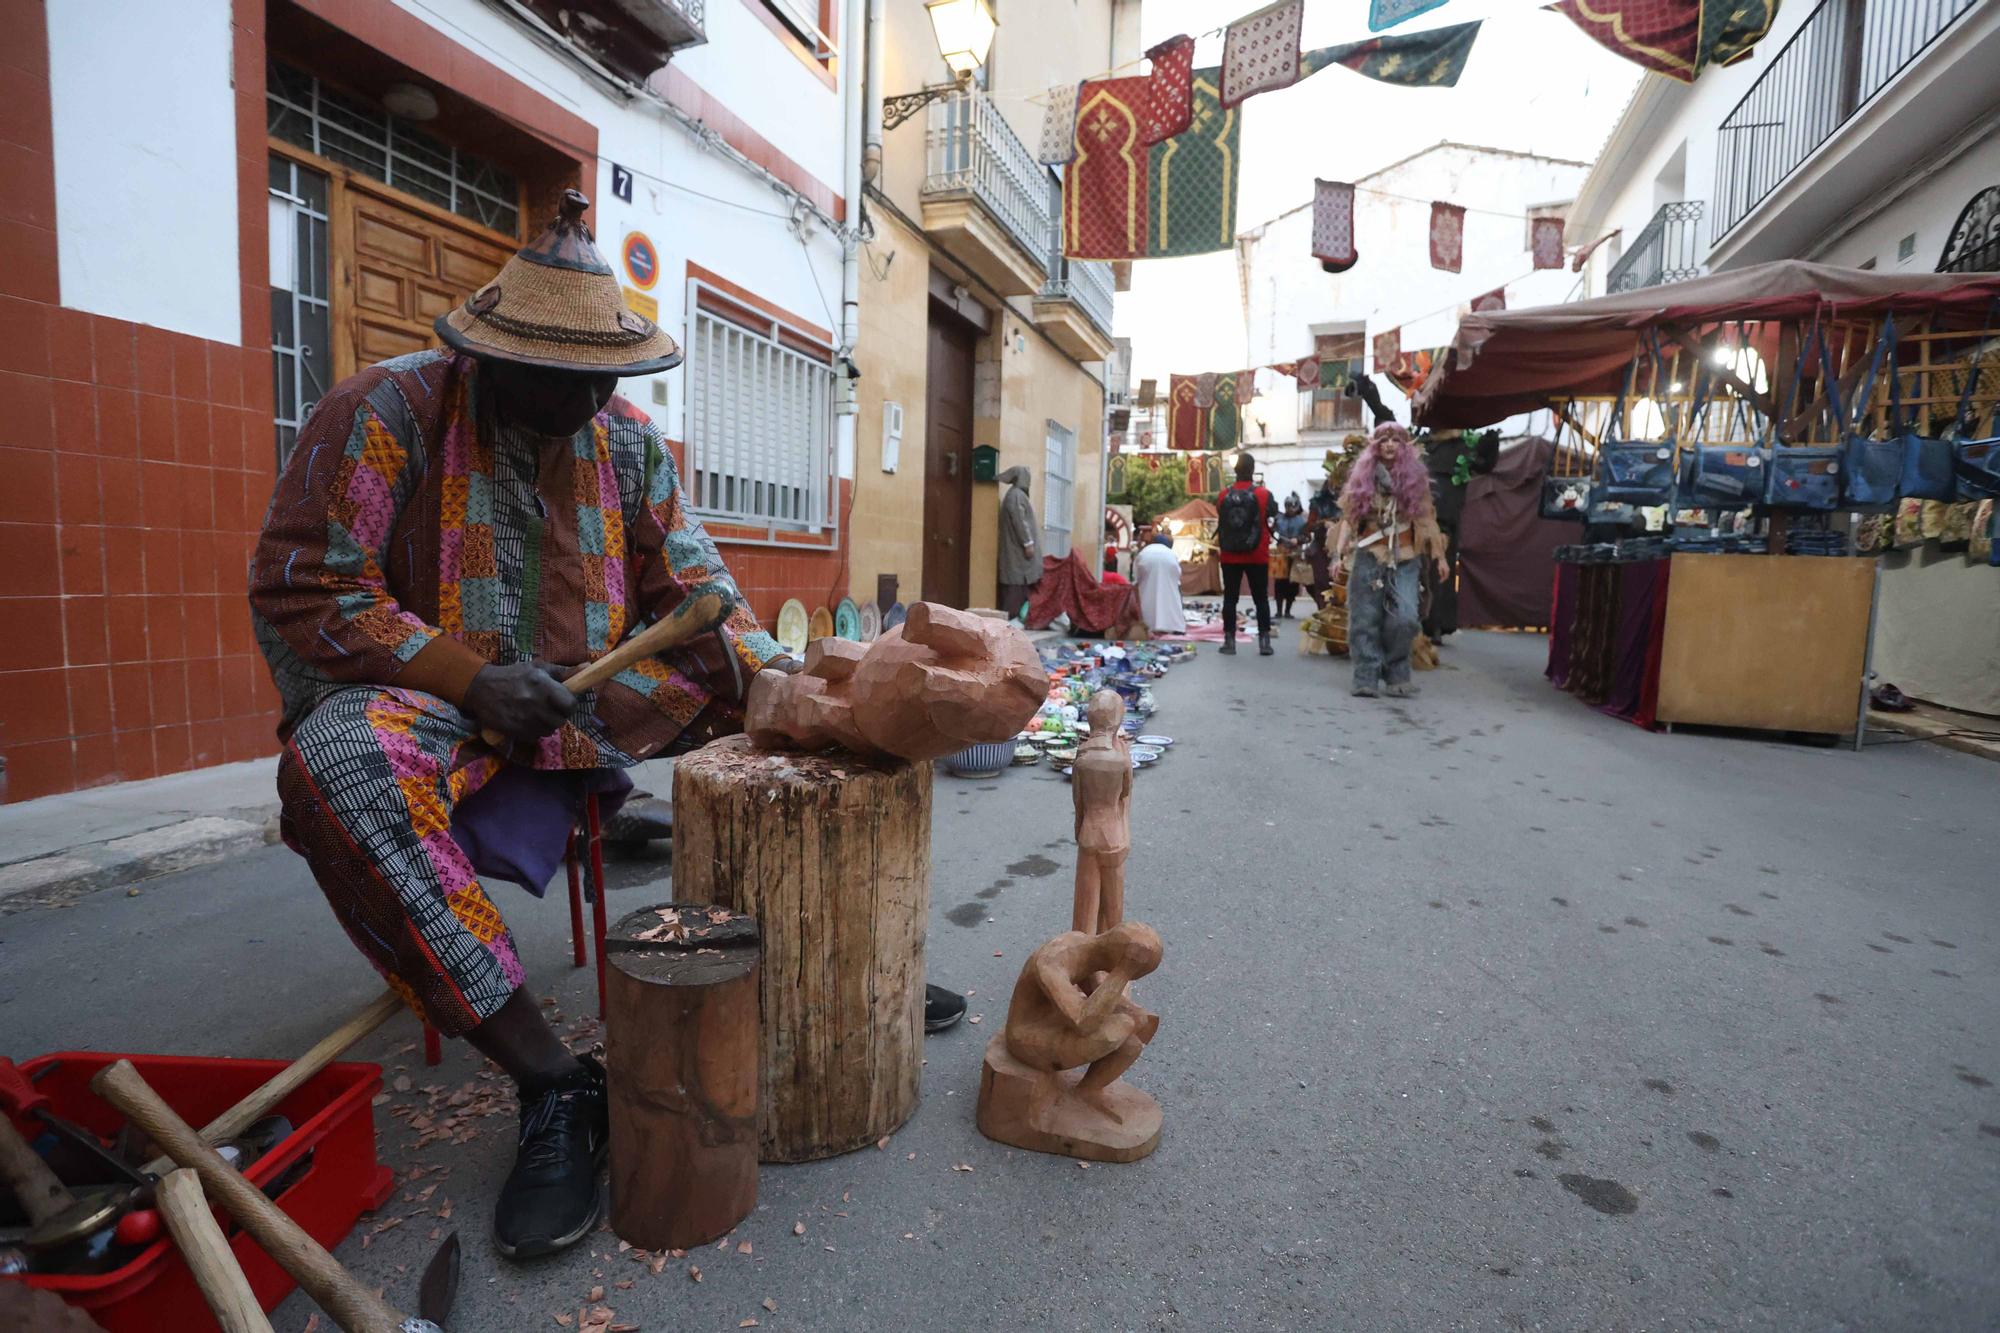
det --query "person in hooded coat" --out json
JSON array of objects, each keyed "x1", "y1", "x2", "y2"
[{"x1": 997, "y1": 466, "x2": 1041, "y2": 619}]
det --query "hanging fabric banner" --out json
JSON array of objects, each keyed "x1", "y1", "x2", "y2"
[
  {"x1": 1146, "y1": 67, "x2": 1241, "y2": 258},
  {"x1": 1301, "y1": 21, "x2": 1481, "y2": 88},
  {"x1": 1570, "y1": 229, "x2": 1618, "y2": 272},
  {"x1": 1471, "y1": 287, "x2": 1506, "y2": 313},
  {"x1": 1209, "y1": 372, "x2": 1242, "y2": 453},
  {"x1": 1220, "y1": 0, "x2": 1304, "y2": 110},
  {"x1": 1168, "y1": 374, "x2": 1208, "y2": 450},
  {"x1": 1141, "y1": 34, "x2": 1197, "y2": 145},
  {"x1": 1136, "y1": 377, "x2": 1157, "y2": 407},
  {"x1": 1036, "y1": 82, "x2": 1083, "y2": 165},
  {"x1": 1554, "y1": 0, "x2": 1775, "y2": 84},
  {"x1": 1429, "y1": 202, "x2": 1465, "y2": 272},
  {"x1": 1373, "y1": 327, "x2": 1402, "y2": 377},
  {"x1": 1187, "y1": 454, "x2": 1210, "y2": 497},
  {"x1": 1311, "y1": 179, "x2": 1358, "y2": 273},
  {"x1": 1192, "y1": 372, "x2": 1217, "y2": 409},
  {"x1": 1205, "y1": 453, "x2": 1228, "y2": 494},
  {"x1": 1369, "y1": 0, "x2": 1450, "y2": 30},
  {"x1": 1383, "y1": 346, "x2": 1444, "y2": 397},
  {"x1": 1292, "y1": 356, "x2": 1320, "y2": 390},
  {"x1": 1108, "y1": 453, "x2": 1129, "y2": 497},
  {"x1": 1064, "y1": 78, "x2": 1151, "y2": 259},
  {"x1": 1234, "y1": 370, "x2": 1259, "y2": 406},
  {"x1": 1531, "y1": 216, "x2": 1566, "y2": 270}
]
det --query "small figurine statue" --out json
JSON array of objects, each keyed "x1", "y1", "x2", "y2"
[
  {"x1": 1071, "y1": 690, "x2": 1131, "y2": 935},
  {"x1": 975, "y1": 922, "x2": 1163, "y2": 1162},
  {"x1": 744, "y1": 601, "x2": 1048, "y2": 763}
]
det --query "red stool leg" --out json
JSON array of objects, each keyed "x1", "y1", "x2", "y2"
[
  {"x1": 585, "y1": 794, "x2": 609, "y2": 1019},
  {"x1": 566, "y1": 830, "x2": 585, "y2": 969},
  {"x1": 423, "y1": 1025, "x2": 442, "y2": 1067}
]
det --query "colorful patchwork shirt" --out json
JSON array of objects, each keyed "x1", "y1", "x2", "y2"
[{"x1": 250, "y1": 349, "x2": 788, "y2": 767}]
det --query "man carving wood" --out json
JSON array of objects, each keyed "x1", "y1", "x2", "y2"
[{"x1": 1071, "y1": 689, "x2": 1132, "y2": 935}]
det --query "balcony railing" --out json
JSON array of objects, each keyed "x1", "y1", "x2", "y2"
[
  {"x1": 1713, "y1": 0, "x2": 1980, "y2": 239},
  {"x1": 1607, "y1": 200, "x2": 1706, "y2": 292},
  {"x1": 923, "y1": 89, "x2": 1052, "y2": 270}
]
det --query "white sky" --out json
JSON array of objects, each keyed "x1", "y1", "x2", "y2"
[{"x1": 1100, "y1": 0, "x2": 1644, "y2": 387}]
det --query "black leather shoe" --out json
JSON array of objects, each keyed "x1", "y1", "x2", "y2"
[
  {"x1": 1258, "y1": 633, "x2": 1274, "y2": 656},
  {"x1": 493, "y1": 1056, "x2": 608, "y2": 1260},
  {"x1": 1219, "y1": 638, "x2": 1237, "y2": 655},
  {"x1": 924, "y1": 984, "x2": 967, "y2": 1033}
]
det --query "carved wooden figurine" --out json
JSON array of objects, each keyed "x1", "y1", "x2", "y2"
[
  {"x1": 975, "y1": 922, "x2": 1163, "y2": 1163},
  {"x1": 1071, "y1": 689, "x2": 1132, "y2": 935},
  {"x1": 745, "y1": 601, "x2": 1048, "y2": 762}
]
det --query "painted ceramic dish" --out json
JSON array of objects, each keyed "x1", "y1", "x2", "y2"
[
  {"x1": 1129, "y1": 746, "x2": 1163, "y2": 764},
  {"x1": 1046, "y1": 747, "x2": 1079, "y2": 765},
  {"x1": 883, "y1": 602, "x2": 907, "y2": 631},
  {"x1": 834, "y1": 597, "x2": 862, "y2": 640},
  {"x1": 1136, "y1": 735, "x2": 1174, "y2": 747},
  {"x1": 858, "y1": 601, "x2": 882, "y2": 642},
  {"x1": 775, "y1": 598, "x2": 809, "y2": 655},
  {"x1": 1012, "y1": 745, "x2": 1041, "y2": 766},
  {"x1": 807, "y1": 606, "x2": 833, "y2": 643}
]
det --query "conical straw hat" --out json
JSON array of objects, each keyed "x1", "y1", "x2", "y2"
[{"x1": 436, "y1": 189, "x2": 680, "y2": 375}]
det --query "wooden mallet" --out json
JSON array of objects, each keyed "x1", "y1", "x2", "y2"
[
  {"x1": 156, "y1": 1168, "x2": 275, "y2": 1333},
  {"x1": 477, "y1": 591, "x2": 730, "y2": 750}
]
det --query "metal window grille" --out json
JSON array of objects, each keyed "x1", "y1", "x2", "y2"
[
  {"x1": 683, "y1": 289, "x2": 836, "y2": 536},
  {"x1": 1043, "y1": 420, "x2": 1077, "y2": 559},
  {"x1": 1304, "y1": 332, "x2": 1364, "y2": 432},
  {"x1": 268, "y1": 153, "x2": 331, "y2": 466},
  {"x1": 266, "y1": 60, "x2": 520, "y2": 235}
]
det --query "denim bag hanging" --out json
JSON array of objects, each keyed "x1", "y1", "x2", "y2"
[
  {"x1": 1595, "y1": 339, "x2": 1678, "y2": 507},
  {"x1": 1841, "y1": 324, "x2": 1902, "y2": 510},
  {"x1": 1539, "y1": 472, "x2": 1590, "y2": 522},
  {"x1": 1955, "y1": 428, "x2": 2000, "y2": 500},
  {"x1": 1887, "y1": 325, "x2": 1957, "y2": 502},
  {"x1": 1764, "y1": 321, "x2": 1843, "y2": 513}
]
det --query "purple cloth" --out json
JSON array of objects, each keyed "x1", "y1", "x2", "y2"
[
  {"x1": 450, "y1": 766, "x2": 634, "y2": 896},
  {"x1": 1545, "y1": 561, "x2": 1579, "y2": 688},
  {"x1": 1599, "y1": 560, "x2": 1665, "y2": 721}
]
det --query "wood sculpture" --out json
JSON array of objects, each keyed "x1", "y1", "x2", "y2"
[
  {"x1": 1071, "y1": 689, "x2": 1132, "y2": 935},
  {"x1": 745, "y1": 601, "x2": 1048, "y2": 762},
  {"x1": 674, "y1": 740, "x2": 931, "y2": 1161},
  {"x1": 975, "y1": 922, "x2": 1164, "y2": 1163}
]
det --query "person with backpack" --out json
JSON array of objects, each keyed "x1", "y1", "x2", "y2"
[{"x1": 1215, "y1": 452, "x2": 1276, "y2": 656}]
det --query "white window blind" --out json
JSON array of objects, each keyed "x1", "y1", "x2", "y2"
[
  {"x1": 1043, "y1": 420, "x2": 1076, "y2": 559},
  {"x1": 684, "y1": 290, "x2": 835, "y2": 534}
]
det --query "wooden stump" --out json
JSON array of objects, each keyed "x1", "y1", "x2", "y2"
[
  {"x1": 604, "y1": 903, "x2": 760, "y2": 1249},
  {"x1": 673, "y1": 735, "x2": 930, "y2": 1162}
]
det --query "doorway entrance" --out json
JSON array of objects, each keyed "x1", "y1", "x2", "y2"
[{"x1": 922, "y1": 308, "x2": 978, "y2": 607}]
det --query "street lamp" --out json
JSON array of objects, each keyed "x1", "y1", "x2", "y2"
[{"x1": 882, "y1": 0, "x2": 997, "y2": 129}]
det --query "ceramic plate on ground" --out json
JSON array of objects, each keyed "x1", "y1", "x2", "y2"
[
  {"x1": 835, "y1": 597, "x2": 862, "y2": 640},
  {"x1": 808, "y1": 606, "x2": 833, "y2": 643},
  {"x1": 1012, "y1": 745, "x2": 1041, "y2": 765},
  {"x1": 1129, "y1": 746, "x2": 1162, "y2": 763},
  {"x1": 859, "y1": 601, "x2": 882, "y2": 641},
  {"x1": 775, "y1": 598, "x2": 809, "y2": 654},
  {"x1": 883, "y1": 602, "x2": 907, "y2": 630},
  {"x1": 1136, "y1": 734, "x2": 1174, "y2": 747}
]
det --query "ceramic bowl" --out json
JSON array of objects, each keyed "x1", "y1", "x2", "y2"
[
  {"x1": 1136, "y1": 734, "x2": 1174, "y2": 747},
  {"x1": 944, "y1": 740, "x2": 1013, "y2": 778},
  {"x1": 1129, "y1": 745, "x2": 1163, "y2": 764}
]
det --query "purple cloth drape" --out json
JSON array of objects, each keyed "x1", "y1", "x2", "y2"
[
  {"x1": 1599, "y1": 560, "x2": 1666, "y2": 721},
  {"x1": 451, "y1": 766, "x2": 634, "y2": 896},
  {"x1": 1545, "y1": 561, "x2": 1580, "y2": 688}
]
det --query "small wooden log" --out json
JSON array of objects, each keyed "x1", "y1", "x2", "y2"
[
  {"x1": 673, "y1": 735, "x2": 931, "y2": 1162},
  {"x1": 604, "y1": 903, "x2": 760, "y2": 1251}
]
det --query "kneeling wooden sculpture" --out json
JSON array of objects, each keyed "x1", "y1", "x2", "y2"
[{"x1": 976, "y1": 922, "x2": 1164, "y2": 1163}]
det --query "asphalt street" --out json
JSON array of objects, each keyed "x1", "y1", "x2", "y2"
[{"x1": 3, "y1": 629, "x2": 1996, "y2": 1331}]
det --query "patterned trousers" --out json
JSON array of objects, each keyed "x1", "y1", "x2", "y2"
[{"x1": 277, "y1": 687, "x2": 517, "y2": 1038}]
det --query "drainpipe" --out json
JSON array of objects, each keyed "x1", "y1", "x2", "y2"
[
  {"x1": 863, "y1": 0, "x2": 884, "y2": 185},
  {"x1": 836, "y1": 0, "x2": 865, "y2": 492}
]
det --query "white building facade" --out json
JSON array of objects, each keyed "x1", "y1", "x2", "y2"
[{"x1": 1235, "y1": 143, "x2": 1588, "y2": 504}]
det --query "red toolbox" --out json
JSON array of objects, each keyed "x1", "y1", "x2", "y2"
[{"x1": 3, "y1": 1051, "x2": 394, "y2": 1332}]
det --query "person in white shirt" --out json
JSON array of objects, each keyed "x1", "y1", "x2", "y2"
[{"x1": 1133, "y1": 532, "x2": 1187, "y2": 635}]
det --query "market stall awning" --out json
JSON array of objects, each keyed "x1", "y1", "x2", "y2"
[
  {"x1": 1157, "y1": 498, "x2": 1217, "y2": 524},
  {"x1": 1412, "y1": 260, "x2": 2000, "y2": 429}
]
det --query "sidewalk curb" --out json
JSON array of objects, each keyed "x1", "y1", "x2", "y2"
[{"x1": 0, "y1": 814, "x2": 281, "y2": 907}]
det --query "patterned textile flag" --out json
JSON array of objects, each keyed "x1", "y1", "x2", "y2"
[
  {"x1": 1186, "y1": 455, "x2": 1208, "y2": 497},
  {"x1": 1064, "y1": 78, "x2": 1151, "y2": 259},
  {"x1": 1312, "y1": 179, "x2": 1358, "y2": 272},
  {"x1": 1107, "y1": 453, "x2": 1129, "y2": 496},
  {"x1": 1554, "y1": 0, "x2": 1776, "y2": 84},
  {"x1": 1037, "y1": 82, "x2": 1082, "y2": 165},
  {"x1": 1234, "y1": 370, "x2": 1259, "y2": 406},
  {"x1": 1292, "y1": 356, "x2": 1320, "y2": 390},
  {"x1": 1384, "y1": 347, "x2": 1443, "y2": 397},
  {"x1": 1301, "y1": 21, "x2": 1480, "y2": 88},
  {"x1": 1370, "y1": 0, "x2": 1450, "y2": 30},
  {"x1": 1168, "y1": 374, "x2": 1209, "y2": 451},
  {"x1": 1142, "y1": 35, "x2": 1196, "y2": 145},
  {"x1": 1374, "y1": 327, "x2": 1402, "y2": 376},
  {"x1": 1532, "y1": 216, "x2": 1566, "y2": 270},
  {"x1": 1471, "y1": 287, "x2": 1506, "y2": 313},
  {"x1": 1208, "y1": 372, "x2": 1243, "y2": 452},
  {"x1": 1429, "y1": 202, "x2": 1466, "y2": 272},
  {"x1": 1136, "y1": 377, "x2": 1157, "y2": 406},
  {"x1": 1146, "y1": 67, "x2": 1241, "y2": 258},
  {"x1": 1193, "y1": 372, "x2": 1217, "y2": 410},
  {"x1": 1221, "y1": 0, "x2": 1304, "y2": 110}
]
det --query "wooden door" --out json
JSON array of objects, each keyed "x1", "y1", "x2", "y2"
[
  {"x1": 922, "y1": 314, "x2": 977, "y2": 607},
  {"x1": 334, "y1": 182, "x2": 514, "y2": 380}
]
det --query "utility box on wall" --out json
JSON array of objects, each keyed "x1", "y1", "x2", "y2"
[{"x1": 971, "y1": 444, "x2": 998, "y2": 482}]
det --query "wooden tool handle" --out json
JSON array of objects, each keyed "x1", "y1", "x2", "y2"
[
  {"x1": 94, "y1": 1061, "x2": 411, "y2": 1333},
  {"x1": 158, "y1": 1169, "x2": 277, "y2": 1333},
  {"x1": 479, "y1": 591, "x2": 726, "y2": 748},
  {"x1": 141, "y1": 990, "x2": 403, "y2": 1179},
  {"x1": 0, "y1": 1113, "x2": 73, "y2": 1226}
]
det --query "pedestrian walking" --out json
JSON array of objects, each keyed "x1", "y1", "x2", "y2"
[
  {"x1": 1335, "y1": 423, "x2": 1448, "y2": 698},
  {"x1": 1215, "y1": 452, "x2": 1276, "y2": 656}
]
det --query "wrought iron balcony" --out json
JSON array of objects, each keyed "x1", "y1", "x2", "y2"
[
  {"x1": 1606, "y1": 200, "x2": 1706, "y2": 293},
  {"x1": 515, "y1": 0, "x2": 705, "y2": 82},
  {"x1": 1042, "y1": 255, "x2": 1115, "y2": 335},
  {"x1": 921, "y1": 88, "x2": 1052, "y2": 295},
  {"x1": 1713, "y1": 0, "x2": 1980, "y2": 240}
]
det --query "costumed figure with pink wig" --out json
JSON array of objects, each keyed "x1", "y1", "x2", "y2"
[{"x1": 1333, "y1": 422, "x2": 1449, "y2": 698}]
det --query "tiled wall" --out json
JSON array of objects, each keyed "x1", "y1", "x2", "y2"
[{"x1": 0, "y1": 0, "x2": 281, "y2": 803}]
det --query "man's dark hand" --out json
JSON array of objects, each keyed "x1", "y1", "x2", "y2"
[{"x1": 465, "y1": 661, "x2": 576, "y2": 743}]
